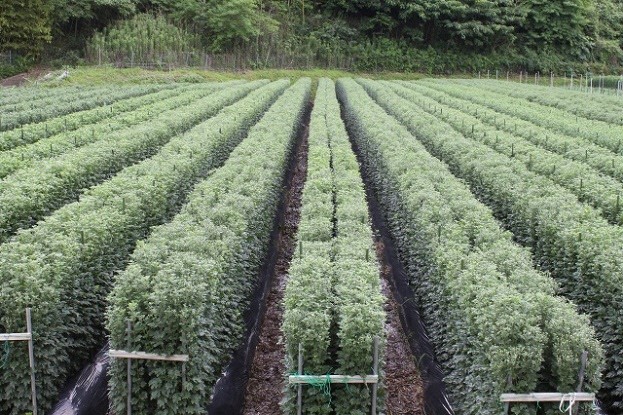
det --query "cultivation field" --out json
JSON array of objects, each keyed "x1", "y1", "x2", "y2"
[{"x1": 0, "y1": 77, "x2": 621, "y2": 415}]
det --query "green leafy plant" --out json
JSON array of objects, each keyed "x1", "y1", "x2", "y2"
[
  {"x1": 458, "y1": 78, "x2": 623, "y2": 125},
  {"x1": 0, "y1": 84, "x2": 152, "y2": 132},
  {"x1": 0, "y1": 83, "x2": 246, "y2": 178},
  {"x1": 107, "y1": 78, "x2": 310, "y2": 414},
  {"x1": 384, "y1": 80, "x2": 623, "y2": 226},
  {"x1": 0, "y1": 79, "x2": 287, "y2": 414},
  {"x1": 86, "y1": 13, "x2": 203, "y2": 67},
  {"x1": 0, "y1": 83, "x2": 176, "y2": 151},
  {"x1": 0, "y1": 80, "x2": 263, "y2": 243},
  {"x1": 338, "y1": 78, "x2": 604, "y2": 414},
  {"x1": 359, "y1": 78, "x2": 620, "y2": 410},
  {"x1": 282, "y1": 79, "x2": 385, "y2": 415}
]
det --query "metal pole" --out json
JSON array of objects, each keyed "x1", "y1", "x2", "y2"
[
  {"x1": 371, "y1": 337, "x2": 379, "y2": 415},
  {"x1": 297, "y1": 343, "x2": 303, "y2": 415},
  {"x1": 26, "y1": 308, "x2": 37, "y2": 415}
]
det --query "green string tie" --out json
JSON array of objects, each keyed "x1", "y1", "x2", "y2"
[{"x1": 292, "y1": 370, "x2": 333, "y2": 404}]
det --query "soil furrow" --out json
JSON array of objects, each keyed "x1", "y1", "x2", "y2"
[
  {"x1": 376, "y1": 240, "x2": 425, "y2": 415},
  {"x1": 241, "y1": 109, "x2": 310, "y2": 415}
]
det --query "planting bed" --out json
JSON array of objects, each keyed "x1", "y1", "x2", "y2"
[{"x1": 0, "y1": 77, "x2": 620, "y2": 415}]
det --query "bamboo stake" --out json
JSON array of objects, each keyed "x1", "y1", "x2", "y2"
[
  {"x1": 297, "y1": 343, "x2": 303, "y2": 415},
  {"x1": 26, "y1": 309, "x2": 37, "y2": 415},
  {"x1": 371, "y1": 337, "x2": 379, "y2": 415}
]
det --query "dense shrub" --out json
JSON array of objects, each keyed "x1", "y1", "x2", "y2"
[{"x1": 359, "y1": 78, "x2": 622, "y2": 410}]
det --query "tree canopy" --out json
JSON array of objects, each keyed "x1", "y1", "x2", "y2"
[{"x1": 1, "y1": 0, "x2": 622, "y2": 65}]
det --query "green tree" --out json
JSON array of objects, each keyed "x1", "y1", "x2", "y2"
[
  {"x1": 388, "y1": 0, "x2": 525, "y2": 48},
  {"x1": 0, "y1": 0, "x2": 52, "y2": 56},
  {"x1": 206, "y1": 0, "x2": 265, "y2": 49},
  {"x1": 591, "y1": 0, "x2": 623, "y2": 62},
  {"x1": 518, "y1": 0, "x2": 595, "y2": 58},
  {"x1": 322, "y1": 0, "x2": 524, "y2": 49},
  {"x1": 50, "y1": 0, "x2": 136, "y2": 28},
  {"x1": 145, "y1": 0, "x2": 277, "y2": 51},
  {"x1": 46, "y1": 0, "x2": 137, "y2": 56}
]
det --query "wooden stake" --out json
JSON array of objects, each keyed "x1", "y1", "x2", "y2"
[
  {"x1": 297, "y1": 343, "x2": 303, "y2": 415},
  {"x1": 127, "y1": 321, "x2": 132, "y2": 415},
  {"x1": 503, "y1": 375, "x2": 512, "y2": 415},
  {"x1": 0, "y1": 309, "x2": 37, "y2": 414},
  {"x1": 371, "y1": 337, "x2": 379, "y2": 415},
  {"x1": 26, "y1": 308, "x2": 37, "y2": 415},
  {"x1": 577, "y1": 351, "x2": 588, "y2": 390}
]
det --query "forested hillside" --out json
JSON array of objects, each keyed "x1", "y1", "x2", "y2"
[{"x1": 1, "y1": 0, "x2": 623, "y2": 73}]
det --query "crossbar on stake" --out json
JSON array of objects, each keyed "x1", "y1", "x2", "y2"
[
  {"x1": 500, "y1": 393, "x2": 595, "y2": 403},
  {"x1": 290, "y1": 336, "x2": 380, "y2": 415},
  {"x1": 0, "y1": 333, "x2": 32, "y2": 341},
  {"x1": 289, "y1": 375, "x2": 378, "y2": 384},
  {"x1": 109, "y1": 321, "x2": 189, "y2": 415},
  {"x1": 501, "y1": 351, "x2": 593, "y2": 415},
  {"x1": 109, "y1": 350, "x2": 189, "y2": 362},
  {"x1": 0, "y1": 308, "x2": 37, "y2": 415}
]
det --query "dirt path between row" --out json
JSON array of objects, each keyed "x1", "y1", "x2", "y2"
[
  {"x1": 377, "y1": 240, "x2": 425, "y2": 415},
  {"x1": 242, "y1": 99, "x2": 427, "y2": 414},
  {"x1": 241, "y1": 110, "x2": 310, "y2": 415}
]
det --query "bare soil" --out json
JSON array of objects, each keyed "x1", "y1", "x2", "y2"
[
  {"x1": 242, "y1": 94, "x2": 426, "y2": 414},
  {"x1": 242, "y1": 119, "x2": 309, "y2": 415},
  {"x1": 376, "y1": 240, "x2": 426, "y2": 415},
  {"x1": 1, "y1": 68, "x2": 47, "y2": 87}
]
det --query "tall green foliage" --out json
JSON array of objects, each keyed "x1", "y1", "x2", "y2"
[
  {"x1": 5, "y1": 0, "x2": 621, "y2": 69},
  {"x1": 519, "y1": 0, "x2": 595, "y2": 58},
  {"x1": 144, "y1": 0, "x2": 278, "y2": 51},
  {"x1": 86, "y1": 13, "x2": 202, "y2": 66},
  {"x1": 49, "y1": 0, "x2": 135, "y2": 30},
  {"x1": 107, "y1": 79, "x2": 308, "y2": 415},
  {"x1": 282, "y1": 79, "x2": 385, "y2": 414},
  {"x1": 341, "y1": 78, "x2": 604, "y2": 414},
  {"x1": 0, "y1": 0, "x2": 52, "y2": 56},
  {"x1": 204, "y1": 0, "x2": 270, "y2": 50},
  {"x1": 592, "y1": 0, "x2": 623, "y2": 61},
  {"x1": 320, "y1": 0, "x2": 622, "y2": 61}
]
